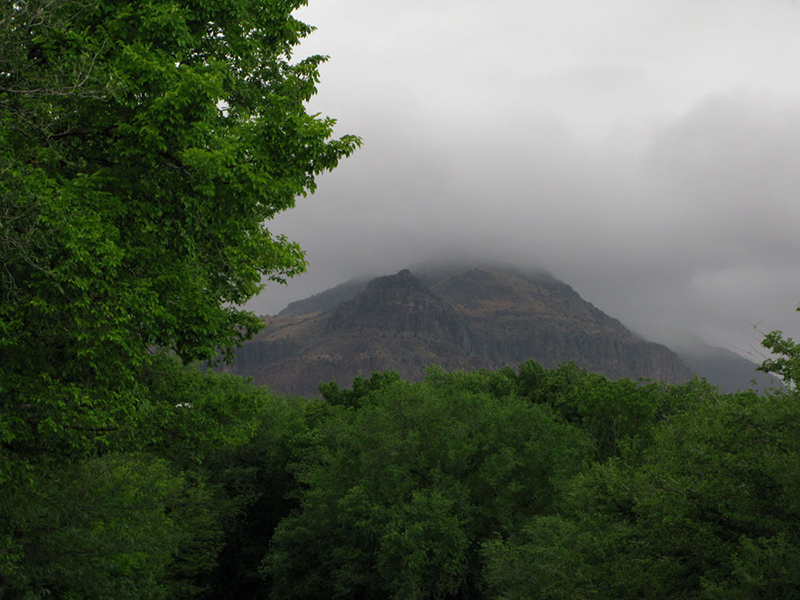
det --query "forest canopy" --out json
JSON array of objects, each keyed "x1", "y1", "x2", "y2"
[{"x1": 6, "y1": 357, "x2": 799, "y2": 598}]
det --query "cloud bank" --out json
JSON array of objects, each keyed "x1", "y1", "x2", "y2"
[{"x1": 247, "y1": 0, "x2": 800, "y2": 359}]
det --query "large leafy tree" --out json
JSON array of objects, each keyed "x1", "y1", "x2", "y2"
[
  {"x1": 263, "y1": 373, "x2": 591, "y2": 599},
  {"x1": 1, "y1": 2, "x2": 358, "y2": 594},
  {"x1": 0, "y1": 0, "x2": 359, "y2": 462}
]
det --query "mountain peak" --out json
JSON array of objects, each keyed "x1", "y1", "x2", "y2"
[
  {"x1": 226, "y1": 262, "x2": 701, "y2": 396},
  {"x1": 325, "y1": 269, "x2": 478, "y2": 352},
  {"x1": 365, "y1": 269, "x2": 426, "y2": 294}
]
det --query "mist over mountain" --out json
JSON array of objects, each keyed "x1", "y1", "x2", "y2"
[
  {"x1": 658, "y1": 331, "x2": 779, "y2": 394},
  {"x1": 278, "y1": 277, "x2": 369, "y2": 317},
  {"x1": 224, "y1": 264, "x2": 763, "y2": 396}
]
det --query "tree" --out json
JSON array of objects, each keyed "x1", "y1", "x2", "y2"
[
  {"x1": 1, "y1": 2, "x2": 358, "y2": 594},
  {"x1": 1, "y1": 452, "x2": 223, "y2": 599},
  {"x1": 197, "y1": 389, "x2": 325, "y2": 599},
  {"x1": 0, "y1": 353, "x2": 305, "y2": 597},
  {"x1": 484, "y1": 388, "x2": 800, "y2": 599},
  {"x1": 0, "y1": 0, "x2": 359, "y2": 464},
  {"x1": 760, "y1": 327, "x2": 800, "y2": 389},
  {"x1": 262, "y1": 375, "x2": 591, "y2": 599}
]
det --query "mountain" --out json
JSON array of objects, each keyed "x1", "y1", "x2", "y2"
[
  {"x1": 423, "y1": 266, "x2": 688, "y2": 382},
  {"x1": 674, "y1": 343, "x2": 780, "y2": 394},
  {"x1": 278, "y1": 277, "x2": 368, "y2": 317},
  {"x1": 225, "y1": 265, "x2": 696, "y2": 396}
]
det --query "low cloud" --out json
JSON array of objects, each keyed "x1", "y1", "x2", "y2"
[{"x1": 249, "y1": 1, "x2": 800, "y2": 359}]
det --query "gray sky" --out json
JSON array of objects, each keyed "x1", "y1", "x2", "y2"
[{"x1": 246, "y1": 0, "x2": 800, "y2": 360}]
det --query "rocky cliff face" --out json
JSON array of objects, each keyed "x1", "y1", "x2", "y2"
[
  {"x1": 227, "y1": 265, "x2": 695, "y2": 396},
  {"x1": 279, "y1": 277, "x2": 368, "y2": 317},
  {"x1": 325, "y1": 270, "x2": 480, "y2": 354},
  {"x1": 426, "y1": 267, "x2": 691, "y2": 382}
]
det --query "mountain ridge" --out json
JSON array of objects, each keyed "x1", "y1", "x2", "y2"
[{"x1": 226, "y1": 265, "x2": 709, "y2": 396}]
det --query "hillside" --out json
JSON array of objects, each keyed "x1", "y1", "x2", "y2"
[
  {"x1": 225, "y1": 265, "x2": 695, "y2": 396},
  {"x1": 675, "y1": 344, "x2": 779, "y2": 393}
]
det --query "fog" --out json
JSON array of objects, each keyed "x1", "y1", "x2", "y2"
[{"x1": 245, "y1": 0, "x2": 800, "y2": 360}]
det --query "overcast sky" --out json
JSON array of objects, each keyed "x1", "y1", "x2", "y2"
[{"x1": 246, "y1": 0, "x2": 800, "y2": 360}]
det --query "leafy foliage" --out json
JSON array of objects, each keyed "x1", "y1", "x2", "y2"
[
  {"x1": 0, "y1": 358, "x2": 285, "y2": 598},
  {"x1": 0, "y1": 0, "x2": 359, "y2": 469},
  {"x1": 319, "y1": 370, "x2": 404, "y2": 409},
  {"x1": 760, "y1": 327, "x2": 800, "y2": 389},
  {"x1": 484, "y1": 387, "x2": 800, "y2": 599},
  {"x1": 200, "y1": 394, "x2": 326, "y2": 599},
  {"x1": 262, "y1": 374, "x2": 591, "y2": 599},
  {"x1": 1, "y1": 1, "x2": 362, "y2": 595},
  {"x1": 4, "y1": 349, "x2": 799, "y2": 598},
  {"x1": 1, "y1": 453, "x2": 220, "y2": 599}
]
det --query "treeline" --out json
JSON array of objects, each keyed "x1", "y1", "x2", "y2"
[{"x1": 4, "y1": 357, "x2": 798, "y2": 599}]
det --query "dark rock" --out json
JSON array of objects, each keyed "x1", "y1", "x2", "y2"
[{"x1": 227, "y1": 265, "x2": 696, "y2": 396}]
